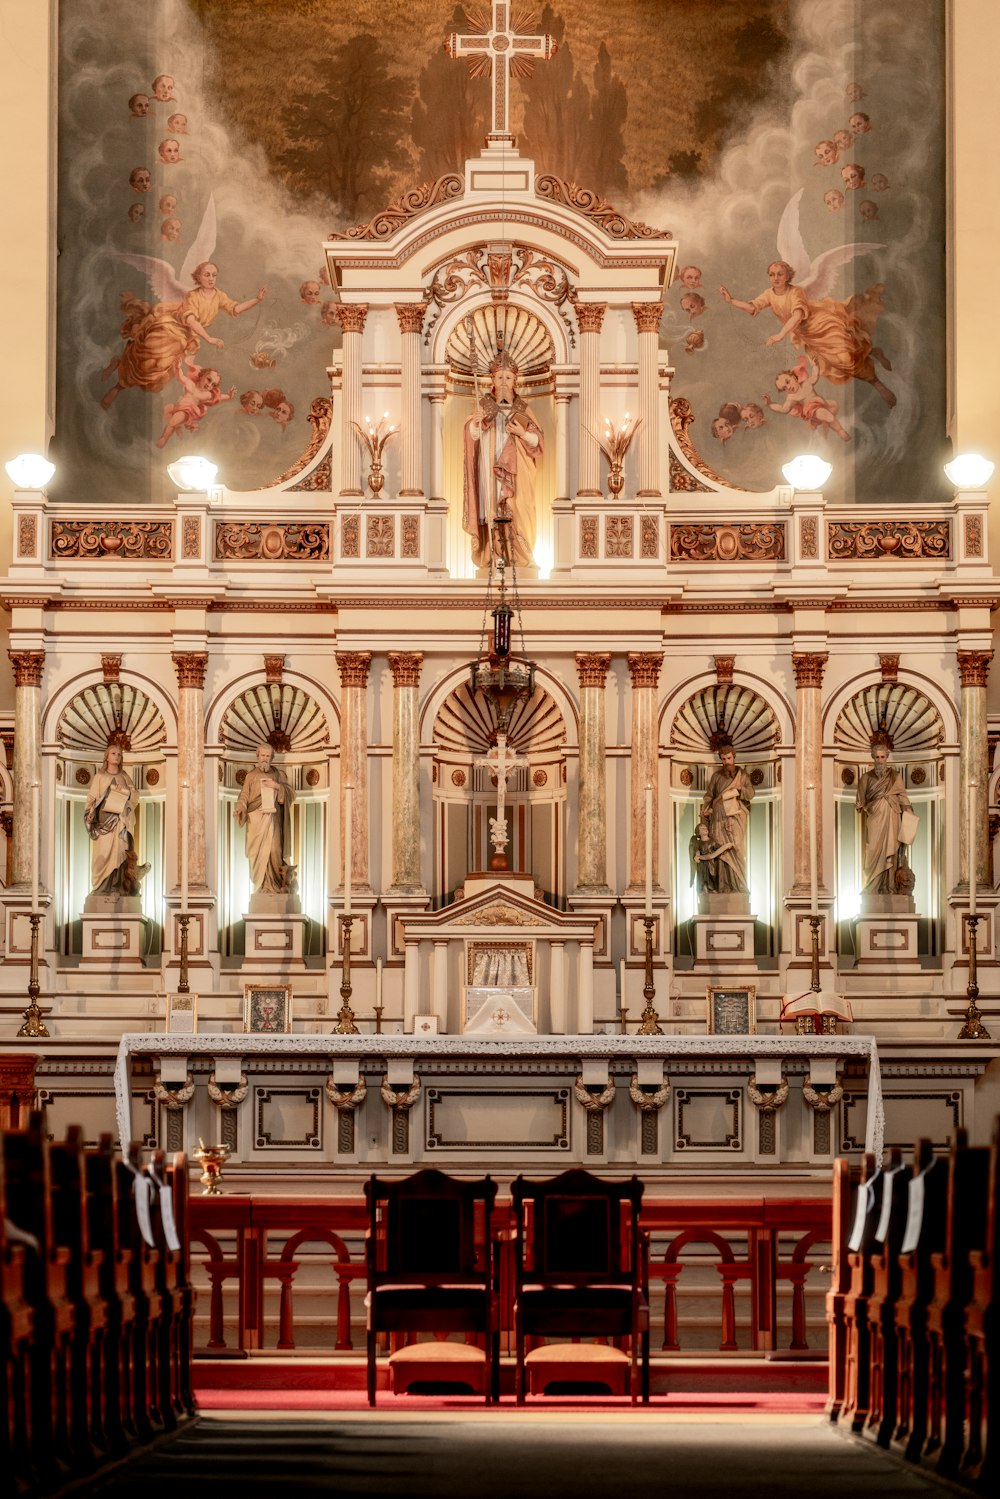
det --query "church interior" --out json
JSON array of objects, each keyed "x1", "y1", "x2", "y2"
[{"x1": 2, "y1": 0, "x2": 999, "y2": 1492}]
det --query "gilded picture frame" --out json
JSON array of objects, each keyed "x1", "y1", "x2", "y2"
[
  {"x1": 706, "y1": 984, "x2": 757, "y2": 1036},
  {"x1": 243, "y1": 983, "x2": 293, "y2": 1034}
]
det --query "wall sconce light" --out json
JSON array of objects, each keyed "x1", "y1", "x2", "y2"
[
  {"x1": 5, "y1": 453, "x2": 55, "y2": 490},
  {"x1": 781, "y1": 454, "x2": 832, "y2": 491},
  {"x1": 167, "y1": 456, "x2": 219, "y2": 491},
  {"x1": 595, "y1": 413, "x2": 641, "y2": 496},
  {"x1": 943, "y1": 453, "x2": 994, "y2": 488},
  {"x1": 352, "y1": 413, "x2": 397, "y2": 497}
]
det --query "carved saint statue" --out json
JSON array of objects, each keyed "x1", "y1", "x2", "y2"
[
  {"x1": 700, "y1": 740, "x2": 755, "y2": 896},
  {"x1": 83, "y1": 744, "x2": 149, "y2": 897},
  {"x1": 462, "y1": 349, "x2": 543, "y2": 569},
  {"x1": 856, "y1": 731, "x2": 916, "y2": 896},
  {"x1": 234, "y1": 743, "x2": 296, "y2": 896},
  {"x1": 689, "y1": 819, "x2": 727, "y2": 900}
]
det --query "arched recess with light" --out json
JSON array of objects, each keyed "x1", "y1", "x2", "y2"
[
  {"x1": 664, "y1": 680, "x2": 786, "y2": 961},
  {"x1": 428, "y1": 670, "x2": 571, "y2": 905},
  {"x1": 216, "y1": 681, "x2": 335, "y2": 957},
  {"x1": 52, "y1": 680, "x2": 167, "y2": 958},
  {"x1": 831, "y1": 680, "x2": 946, "y2": 958}
]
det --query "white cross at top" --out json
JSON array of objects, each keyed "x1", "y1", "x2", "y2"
[{"x1": 445, "y1": 1, "x2": 558, "y2": 146}]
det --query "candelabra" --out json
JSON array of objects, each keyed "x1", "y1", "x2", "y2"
[
  {"x1": 352, "y1": 414, "x2": 397, "y2": 497},
  {"x1": 636, "y1": 915, "x2": 663, "y2": 1035},
  {"x1": 334, "y1": 914, "x2": 359, "y2": 1034},
  {"x1": 17, "y1": 912, "x2": 48, "y2": 1038},
  {"x1": 958, "y1": 912, "x2": 991, "y2": 1040},
  {"x1": 177, "y1": 912, "x2": 191, "y2": 995}
]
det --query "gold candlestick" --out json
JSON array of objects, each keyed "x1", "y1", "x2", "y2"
[
  {"x1": 17, "y1": 912, "x2": 49, "y2": 1038},
  {"x1": 334, "y1": 913, "x2": 359, "y2": 1034},
  {"x1": 177, "y1": 911, "x2": 191, "y2": 995},
  {"x1": 636, "y1": 915, "x2": 663, "y2": 1035},
  {"x1": 959, "y1": 912, "x2": 991, "y2": 1039}
]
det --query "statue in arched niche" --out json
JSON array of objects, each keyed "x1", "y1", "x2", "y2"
[
  {"x1": 462, "y1": 348, "x2": 543, "y2": 570},
  {"x1": 699, "y1": 738, "x2": 755, "y2": 906},
  {"x1": 234, "y1": 743, "x2": 297, "y2": 905},
  {"x1": 83, "y1": 743, "x2": 149, "y2": 901},
  {"x1": 856, "y1": 729, "x2": 917, "y2": 906}
]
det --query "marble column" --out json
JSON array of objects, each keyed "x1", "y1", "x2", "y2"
[
  {"x1": 394, "y1": 302, "x2": 425, "y2": 495},
  {"x1": 958, "y1": 649, "x2": 993, "y2": 893},
  {"x1": 428, "y1": 391, "x2": 446, "y2": 501},
  {"x1": 791, "y1": 653, "x2": 828, "y2": 895},
  {"x1": 627, "y1": 652, "x2": 663, "y2": 891},
  {"x1": 337, "y1": 651, "x2": 372, "y2": 894},
  {"x1": 388, "y1": 651, "x2": 425, "y2": 894},
  {"x1": 575, "y1": 652, "x2": 611, "y2": 893},
  {"x1": 631, "y1": 302, "x2": 663, "y2": 496},
  {"x1": 576, "y1": 302, "x2": 606, "y2": 497},
  {"x1": 332, "y1": 303, "x2": 368, "y2": 496},
  {"x1": 7, "y1": 650, "x2": 44, "y2": 889},
  {"x1": 171, "y1": 652, "x2": 209, "y2": 891},
  {"x1": 554, "y1": 391, "x2": 571, "y2": 502}
]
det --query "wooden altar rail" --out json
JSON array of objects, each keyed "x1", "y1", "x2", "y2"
[
  {"x1": 0, "y1": 1119, "x2": 194, "y2": 1495},
  {"x1": 189, "y1": 1195, "x2": 832, "y2": 1360}
]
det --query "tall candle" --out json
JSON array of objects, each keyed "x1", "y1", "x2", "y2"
[
  {"x1": 344, "y1": 783, "x2": 353, "y2": 915},
  {"x1": 181, "y1": 780, "x2": 190, "y2": 915},
  {"x1": 969, "y1": 780, "x2": 978, "y2": 916},
  {"x1": 619, "y1": 958, "x2": 626, "y2": 1008},
  {"x1": 376, "y1": 956, "x2": 383, "y2": 1008},
  {"x1": 807, "y1": 783, "x2": 818, "y2": 917},
  {"x1": 30, "y1": 780, "x2": 39, "y2": 915},
  {"x1": 644, "y1": 783, "x2": 653, "y2": 918}
]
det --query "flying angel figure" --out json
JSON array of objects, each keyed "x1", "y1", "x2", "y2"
[
  {"x1": 719, "y1": 189, "x2": 895, "y2": 407},
  {"x1": 100, "y1": 197, "x2": 267, "y2": 408}
]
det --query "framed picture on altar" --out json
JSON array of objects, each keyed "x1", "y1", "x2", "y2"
[
  {"x1": 164, "y1": 991, "x2": 198, "y2": 1034},
  {"x1": 706, "y1": 984, "x2": 756, "y2": 1036},
  {"x1": 243, "y1": 983, "x2": 293, "y2": 1034}
]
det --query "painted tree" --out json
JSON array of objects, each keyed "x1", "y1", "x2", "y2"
[{"x1": 411, "y1": 6, "x2": 489, "y2": 180}]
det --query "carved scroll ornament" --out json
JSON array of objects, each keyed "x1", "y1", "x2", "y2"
[
  {"x1": 330, "y1": 175, "x2": 464, "y2": 240},
  {"x1": 827, "y1": 519, "x2": 950, "y2": 560}
]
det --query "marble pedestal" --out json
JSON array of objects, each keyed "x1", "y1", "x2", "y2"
[
  {"x1": 690, "y1": 912, "x2": 757, "y2": 971},
  {"x1": 81, "y1": 897, "x2": 149, "y2": 970},
  {"x1": 855, "y1": 895, "x2": 920, "y2": 970},
  {"x1": 244, "y1": 912, "x2": 310, "y2": 968}
]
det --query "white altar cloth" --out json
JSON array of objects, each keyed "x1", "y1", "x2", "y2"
[{"x1": 114, "y1": 1031, "x2": 883, "y2": 1161}]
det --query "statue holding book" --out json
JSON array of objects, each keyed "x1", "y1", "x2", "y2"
[
  {"x1": 234, "y1": 742, "x2": 296, "y2": 898},
  {"x1": 83, "y1": 743, "x2": 148, "y2": 897},
  {"x1": 699, "y1": 740, "x2": 755, "y2": 900}
]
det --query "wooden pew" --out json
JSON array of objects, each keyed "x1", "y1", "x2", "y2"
[
  {"x1": 922, "y1": 1129, "x2": 990, "y2": 1474},
  {"x1": 826, "y1": 1155, "x2": 861, "y2": 1421},
  {"x1": 165, "y1": 1150, "x2": 196, "y2": 1417},
  {"x1": 839, "y1": 1150, "x2": 895, "y2": 1431},
  {"x1": 891, "y1": 1138, "x2": 950, "y2": 1461},
  {"x1": 148, "y1": 1148, "x2": 195, "y2": 1429},
  {"x1": 115, "y1": 1142, "x2": 166, "y2": 1441},
  {"x1": 962, "y1": 1114, "x2": 1000, "y2": 1488},
  {"x1": 0, "y1": 1137, "x2": 34, "y2": 1492},
  {"x1": 862, "y1": 1144, "x2": 913, "y2": 1446},
  {"x1": 86, "y1": 1134, "x2": 138, "y2": 1455}
]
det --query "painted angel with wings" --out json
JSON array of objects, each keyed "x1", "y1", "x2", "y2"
[
  {"x1": 100, "y1": 197, "x2": 266, "y2": 409},
  {"x1": 719, "y1": 188, "x2": 895, "y2": 407}
]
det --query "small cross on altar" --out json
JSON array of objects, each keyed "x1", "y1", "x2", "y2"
[
  {"x1": 475, "y1": 729, "x2": 528, "y2": 866},
  {"x1": 445, "y1": 1, "x2": 559, "y2": 148}
]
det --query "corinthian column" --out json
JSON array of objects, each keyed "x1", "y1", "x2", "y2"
[
  {"x1": 337, "y1": 652, "x2": 372, "y2": 893},
  {"x1": 576, "y1": 302, "x2": 606, "y2": 497},
  {"x1": 172, "y1": 652, "x2": 208, "y2": 891},
  {"x1": 7, "y1": 650, "x2": 44, "y2": 889},
  {"x1": 791, "y1": 653, "x2": 828, "y2": 896},
  {"x1": 958, "y1": 649, "x2": 993, "y2": 894},
  {"x1": 332, "y1": 303, "x2": 368, "y2": 496},
  {"x1": 388, "y1": 651, "x2": 425, "y2": 893},
  {"x1": 631, "y1": 302, "x2": 663, "y2": 496},
  {"x1": 627, "y1": 652, "x2": 663, "y2": 891},
  {"x1": 575, "y1": 652, "x2": 611, "y2": 893},
  {"x1": 394, "y1": 303, "x2": 425, "y2": 496}
]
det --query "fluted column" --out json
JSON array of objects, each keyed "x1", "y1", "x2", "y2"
[
  {"x1": 958, "y1": 650, "x2": 993, "y2": 893},
  {"x1": 332, "y1": 303, "x2": 368, "y2": 496},
  {"x1": 8, "y1": 650, "x2": 44, "y2": 889},
  {"x1": 576, "y1": 302, "x2": 606, "y2": 497},
  {"x1": 337, "y1": 651, "x2": 372, "y2": 894},
  {"x1": 627, "y1": 652, "x2": 663, "y2": 891},
  {"x1": 791, "y1": 653, "x2": 828, "y2": 895},
  {"x1": 428, "y1": 391, "x2": 446, "y2": 501},
  {"x1": 172, "y1": 652, "x2": 208, "y2": 890},
  {"x1": 394, "y1": 303, "x2": 425, "y2": 496},
  {"x1": 575, "y1": 652, "x2": 611, "y2": 893},
  {"x1": 554, "y1": 391, "x2": 571, "y2": 501},
  {"x1": 631, "y1": 302, "x2": 663, "y2": 495},
  {"x1": 388, "y1": 651, "x2": 425, "y2": 893}
]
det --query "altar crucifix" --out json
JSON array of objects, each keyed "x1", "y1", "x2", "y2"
[
  {"x1": 475, "y1": 729, "x2": 528, "y2": 869},
  {"x1": 445, "y1": 2, "x2": 559, "y2": 147}
]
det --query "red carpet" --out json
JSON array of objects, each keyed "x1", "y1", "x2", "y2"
[{"x1": 193, "y1": 1385, "x2": 828, "y2": 1414}]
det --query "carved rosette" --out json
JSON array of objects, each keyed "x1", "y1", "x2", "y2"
[
  {"x1": 631, "y1": 302, "x2": 664, "y2": 334},
  {"x1": 536, "y1": 175, "x2": 671, "y2": 239},
  {"x1": 389, "y1": 652, "x2": 424, "y2": 689},
  {"x1": 958, "y1": 649, "x2": 993, "y2": 688},
  {"x1": 215, "y1": 522, "x2": 330, "y2": 561},
  {"x1": 827, "y1": 519, "x2": 950, "y2": 560},
  {"x1": 792, "y1": 653, "x2": 828, "y2": 690},
  {"x1": 172, "y1": 652, "x2": 208, "y2": 690},
  {"x1": 576, "y1": 653, "x2": 611, "y2": 689},
  {"x1": 627, "y1": 652, "x2": 663, "y2": 690},
  {"x1": 670, "y1": 523, "x2": 785, "y2": 562},
  {"x1": 575, "y1": 301, "x2": 607, "y2": 334},
  {"x1": 337, "y1": 652, "x2": 372, "y2": 689},
  {"x1": 879, "y1": 653, "x2": 900, "y2": 683},
  {"x1": 9, "y1": 650, "x2": 44, "y2": 687},
  {"x1": 714, "y1": 655, "x2": 735, "y2": 685},
  {"x1": 264, "y1": 654, "x2": 284, "y2": 684},
  {"x1": 394, "y1": 302, "x2": 426, "y2": 335},
  {"x1": 50, "y1": 520, "x2": 173, "y2": 560},
  {"x1": 331, "y1": 303, "x2": 369, "y2": 334},
  {"x1": 329, "y1": 175, "x2": 464, "y2": 240}
]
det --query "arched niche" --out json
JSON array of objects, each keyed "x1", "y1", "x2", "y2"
[
  {"x1": 666, "y1": 680, "x2": 782, "y2": 957},
  {"x1": 53, "y1": 681, "x2": 168, "y2": 957},
  {"x1": 431, "y1": 678, "x2": 568, "y2": 904},
  {"x1": 832, "y1": 680, "x2": 945, "y2": 953},
  {"x1": 217, "y1": 681, "x2": 333, "y2": 956}
]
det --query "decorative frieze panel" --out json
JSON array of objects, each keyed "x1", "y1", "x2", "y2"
[
  {"x1": 640, "y1": 515, "x2": 659, "y2": 559},
  {"x1": 214, "y1": 521, "x2": 330, "y2": 561},
  {"x1": 17, "y1": 514, "x2": 38, "y2": 558},
  {"x1": 580, "y1": 516, "x2": 598, "y2": 558},
  {"x1": 367, "y1": 515, "x2": 395, "y2": 557},
  {"x1": 827, "y1": 519, "x2": 950, "y2": 560},
  {"x1": 605, "y1": 515, "x2": 633, "y2": 557},
  {"x1": 670, "y1": 522, "x2": 785, "y2": 563},
  {"x1": 341, "y1": 513, "x2": 361, "y2": 557},
  {"x1": 799, "y1": 515, "x2": 819, "y2": 558},
  {"x1": 181, "y1": 515, "x2": 201, "y2": 559},
  {"x1": 400, "y1": 515, "x2": 420, "y2": 557},
  {"x1": 965, "y1": 513, "x2": 984, "y2": 557},
  {"x1": 51, "y1": 520, "x2": 173, "y2": 560}
]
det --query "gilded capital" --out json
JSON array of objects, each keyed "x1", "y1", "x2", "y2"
[
  {"x1": 337, "y1": 650, "x2": 372, "y2": 688},
  {"x1": 394, "y1": 302, "x2": 426, "y2": 335},
  {"x1": 627, "y1": 651, "x2": 663, "y2": 689},
  {"x1": 575, "y1": 301, "x2": 607, "y2": 334},
  {"x1": 264, "y1": 654, "x2": 284, "y2": 684},
  {"x1": 631, "y1": 301, "x2": 664, "y2": 335},
  {"x1": 332, "y1": 303, "x2": 369, "y2": 335},
  {"x1": 101, "y1": 653, "x2": 122, "y2": 683},
  {"x1": 388, "y1": 651, "x2": 424, "y2": 688},
  {"x1": 958, "y1": 648, "x2": 993, "y2": 688},
  {"x1": 8, "y1": 650, "x2": 44, "y2": 688},
  {"x1": 576, "y1": 652, "x2": 611, "y2": 689},
  {"x1": 172, "y1": 651, "x2": 208, "y2": 689},
  {"x1": 879, "y1": 653, "x2": 900, "y2": 682},
  {"x1": 792, "y1": 652, "x2": 828, "y2": 689},
  {"x1": 714, "y1": 655, "x2": 735, "y2": 684}
]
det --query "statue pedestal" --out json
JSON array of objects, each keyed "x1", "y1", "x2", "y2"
[
  {"x1": 855, "y1": 894, "x2": 920, "y2": 970},
  {"x1": 81, "y1": 897, "x2": 149, "y2": 970},
  {"x1": 690, "y1": 910, "x2": 757, "y2": 972},
  {"x1": 244, "y1": 911, "x2": 310, "y2": 969}
]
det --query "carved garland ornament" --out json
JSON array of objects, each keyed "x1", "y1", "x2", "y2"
[
  {"x1": 325, "y1": 1076, "x2": 368, "y2": 1110},
  {"x1": 535, "y1": 175, "x2": 671, "y2": 239},
  {"x1": 153, "y1": 1073, "x2": 195, "y2": 1110},
  {"x1": 747, "y1": 1076, "x2": 789, "y2": 1111},
  {"x1": 802, "y1": 1076, "x2": 844, "y2": 1112},
  {"x1": 380, "y1": 1076, "x2": 421, "y2": 1110},
  {"x1": 827, "y1": 519, "x2": 950, "y2": 560},
  {"x1": 329, "y1": 175, "x2": 464, "y2": 241},
  {"x1": 574, "y1": 1077, "x2": 616, "y2": 1111},
  {"x1": 628, "y1": 1076, "x2": 671, "y2": 1112},
  {"x1": 208, "y1": 1073, "x2": 249, "y2": 1108},
  {"x1": 51, "y1": 520, "x2": 173, "y2": 560}
]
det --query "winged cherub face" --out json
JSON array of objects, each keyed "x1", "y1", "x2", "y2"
[{"x1": 767, "y1": 262, "x2": 791, "y2": 290}]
